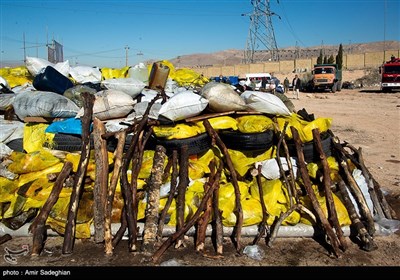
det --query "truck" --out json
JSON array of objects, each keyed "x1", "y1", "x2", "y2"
[
  {"x1": 379, "y1": 56, "x2": 400, "y2": 92},
  {"x1": 311, "y1": 64, "x2": 342, "y2": 93}
]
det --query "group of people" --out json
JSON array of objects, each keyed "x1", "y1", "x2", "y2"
[
  {"x1": 269, "y1": 73, "x2": 301, "y2": 99},
  {"x1": 218, "y1": 73, "x2": 302, "y2": 99}
]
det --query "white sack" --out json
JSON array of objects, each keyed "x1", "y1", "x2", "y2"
[
  {"x1": 101, "y1": 77, "x2": 146, "y2": 98},
  {"x1": 0, "y1": 116, "x2": 24, "y2": 144},
  {"x1": 0, "y1": 94, "x2": 15, "y2": 110},
  {"x1": 0, "y1": 76, "x2": 10, "y2": 89},
  {"x1": 255, "y1": 157, "x2": 298, "y2": 180},
  {"x1": 76, "y1": 89, "x2": 136, "y2": 121},
  {"x1": 12, "y1": 90, "x2": 80, "y2": 120},
  {"x1": 69, "y1": 65, "x2": 102, "y2": 84},
  {"x1": 25, "y1": 57, "x2": 70, "y2": 77},
  {"x1": 241, "y1": 90, "x2": 291, "y2": 116},
  {"x1": 127, "y1": 62, "x2": 149, "y2": 85},
  {"x1": 200, "y1": 81, "x2": 247, "y2": 112},
  {"x1": 158, "y1": 90, "x2": 208, "y2": 121}
]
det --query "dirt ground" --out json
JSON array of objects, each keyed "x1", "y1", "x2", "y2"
[{"x1": 0, "y1": 86, "x2": 399, "y2": 274}]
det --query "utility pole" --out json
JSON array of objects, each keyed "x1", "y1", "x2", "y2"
[
  {"x1": 23, "y1": 32, "x2": 26, "y2": 64},
  {"x1": 125, "y1": 45, "x2": 129, "y2": 67},
  {"x1": 242, "y1": 0, "x2": 280, "y2": 64}
]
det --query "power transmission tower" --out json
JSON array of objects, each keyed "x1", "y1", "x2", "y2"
[{"x1": 242, "y1": 0, "x2": 280, "y2": 64}]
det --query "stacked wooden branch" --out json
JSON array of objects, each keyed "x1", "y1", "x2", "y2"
[{"x1": 25, "y1": 95, "x2": 396, "y2": 262}]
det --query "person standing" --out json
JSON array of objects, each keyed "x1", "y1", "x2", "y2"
[
  {"x1": 292, "y1": 74, "x2": 301, "y2": 100},
  {"x1": 283, "y1": 77, "x2": 290, "y2": 93}
]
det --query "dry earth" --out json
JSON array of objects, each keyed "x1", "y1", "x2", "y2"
[{"x1": 0, "y1": 86, "x2": 399, "y2": 275}]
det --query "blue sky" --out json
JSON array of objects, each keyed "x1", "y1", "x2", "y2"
[{"x1": 1, "y1": 0, "x2": 399, "y2": 68}]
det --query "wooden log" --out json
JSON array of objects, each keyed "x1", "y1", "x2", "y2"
[
  {"x1": 29, "y1": 161, "x2": 73, "y2": 256},
  {"x1": 93, "y1": 117, "x2": 109, "y2": 244},
  {"x1": 112, "y1": 206, "x2": 127, "y2": 248},
  {"x1": 268, "y1": 204, "x2": 301, "y2": 247},
  {"x1": 253, "y1": 165, "x2": 269, "y2": 245},
  {"x1": 344, "y1": 143, "x2": 392, "y2": 220},
  {"x1": 0, "y1": 234, "x2": 12, "y2": 245},
  {"x1": 312, "y1": 128, "x2": 347, "y2": 251},
  {"x1": 290, "y1": 126, "x2": 341, "y2": 257},
  {"x1": 151, "y1": 167, "x2": 222, "y2": 264},
  {"x1": 158, "y1": 150, "x2": 179, "y2": 240},
  {"x1": 175, "y1": 145, "x2": 189, "y2": 248},
  {"x1": 119, "y1": 95, "x2": 158, "y2": 252},
  {"x1": 104, "y1": 131, "x2": 126, "y2": 255},
  {"x1": 338, "y1": 158, "x2": 376, "y2": 236},
  {"x1": 212, "y1": 161, "x2": 224, "y2": 255},
  {"x1": 62, "y1": 92, "x2": 95, "y2": 255},
  {"x1": 275, "y1": 121, "x2": 298, "y2": 203},
  {"x1": 337, "y1": 180, "x2": 378, "y2": 251},
  {"x1": 204, "y1": 119, "x2": 243, "y2": 254},
  {"x1": 195, "y1": 161, "x2": 216, "y2": 252},
  {"x1": 120, "y1": 122, "x2": 146, "y2": 252},
  {"x1": 142, "y1": 145, "x2": 167, "y2": 252}
]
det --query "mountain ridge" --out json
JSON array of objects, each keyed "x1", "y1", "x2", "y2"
[{"x1": 168, "y1": 40, "x2": 400, "y2": 68}]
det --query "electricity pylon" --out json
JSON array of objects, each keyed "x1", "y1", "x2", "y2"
[{"x1": 242, "y1": 0, "x2": 280, "y2": 64}]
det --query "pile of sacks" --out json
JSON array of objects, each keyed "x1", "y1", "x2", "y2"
[{"x1": 0, "y1": 58, "x2": 372, "y2": 239}]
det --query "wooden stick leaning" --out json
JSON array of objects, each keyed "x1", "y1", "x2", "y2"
[
  {"x1": 290, "y1": 126, "x2": 341, "y2": 257},
  {"x1": 337, "y1": 179, "x2": 378, "y2": 251},
  {"x1": 312, "y1": 129, "x2": 347, "y2": 251},
  {"x1": 175, "y1": 145, "x2": 189, "y2": 248},
  {"x1": 252, "y1": 165, "x2": 269, "y2": 245},
  {"x1": 62, "y1": 92, "x2": 95, "y2": 255},
  {"x1": 142, "y1": 145, "x2": 167, "y2": 253},
  {"x1": 195, "y1": 160, "x2": 215, "y2": 252},
  {"x1": 212, "y1": 160, "x2": 224, "y2": 255},
  {"x1": 151, "y1": 165, "x2": 222, "y2": 264},
  {"x1": 93, "y1": 117, "x2": 109, "y2": 244},
  {"x1": 344, "y1": 143, "x2": 393, "y2": 220},
  {"x1": 335, "y1": 149, "x2": 376, "y2": 236},
  {"x1": 104, "y1": 131, "x2": 126, "y2": 255},
  {"x1": 120, "y1": 121, "x2": 142, "y2": 252},
  {"x1": 29, "y1": 161, "x2": 73, "y2": 256},
  {"x1": 119, "y1": 96, "x2": 159, "y2": 252},
  {"x1": 158, "y1": 150, "x2": 179, "y2": 240},
  {"x1": 203, "y1": 119, "x2": 244, "y2": 254}
]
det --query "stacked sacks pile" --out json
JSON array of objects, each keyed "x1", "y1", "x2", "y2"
[{"x1": 0, "y1": 58, "x2": 370, "y2": 241}]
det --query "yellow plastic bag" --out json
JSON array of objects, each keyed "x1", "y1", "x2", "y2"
[
  {"x1": 173, "y1": 68, "x2": 210, "y2": 87},
  {"x1": 276, "y1": 113, "x2": 332, "y2": 143},
  {"x1": 8, "y1": 150, "x2": 61, "y2": 174},
  {"x1": 195, "y1": 116, "x2": 238, "y2": 133},
  {"x1": 223, "y1": 197, "x2": 263, "y2": 227},
  {"x1": 153, "y1": 123, "x2": 202, "y2": 140},
  {"x1": 18, "y1": 162, "x2": 64, "y2": 187},
  {"x1": 46, "y1": 192, "x2": 94, "y2": 239},
  {"x1": 188, "y1": 149, "x2": 215, "y2": 180},
  {"x1": 23, "y1": 123, "x2": 55, "y2": 153},
  {"x1": 228, "y1": 147, "x2": 275, "y2": 177},
  {"x1": 299, "y1": 185, "x2": 351, "y2": 226},
  {"x1": 101, "y1": 66, "x2": 130, "y2": 79},
  {"x1": 236, "y1": 115, "x2": 274, "y2": 133}
]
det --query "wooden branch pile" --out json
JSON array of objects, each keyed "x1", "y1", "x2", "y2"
[{"x1": 25, "y1": 92, "x2": 396, "y2": 263}]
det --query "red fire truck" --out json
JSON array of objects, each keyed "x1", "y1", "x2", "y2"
[{"x1": 379, "y1": 56, "x2": 400, "y2": 92}]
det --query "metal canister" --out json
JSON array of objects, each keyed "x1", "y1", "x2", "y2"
[{"x1": 148, "y1": 61, "x2": 170, "y2": 90}]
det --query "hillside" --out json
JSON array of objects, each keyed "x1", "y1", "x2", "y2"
[{"x1": 168, "y1": 40, "x2": 400, "y2": 68}]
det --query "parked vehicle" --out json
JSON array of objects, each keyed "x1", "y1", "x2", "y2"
[
  {"x1": 379, "y1": 56, "x2": 400, "y2": 92},
  {"x1": 310, "y1": 64, "x2": 342, "y2": 93},
  {"x1": 244, "y1": 72, "x2": 271, "y2": 90}
]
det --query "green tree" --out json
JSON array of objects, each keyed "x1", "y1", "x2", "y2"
[
  {"x1": 336, "y1": 43, "x2": 343, "y2": 69},
  {"x1": 323, "y1": 56, "x2": 328, "y2": 64},
  {"x1": 328, "y1": 54, "x2": 335, "y2": 64},
  {"x1": 317, "y1": 50, "x2": 323, "y2": 64}
]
